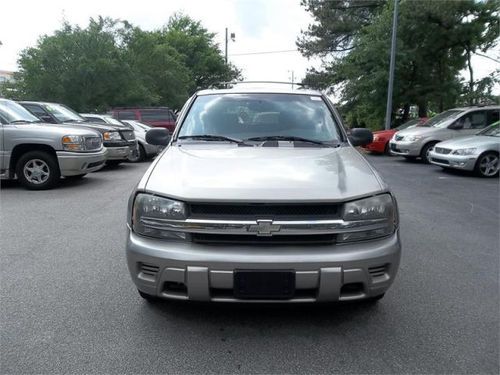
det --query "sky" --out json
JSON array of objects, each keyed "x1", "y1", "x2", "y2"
[{"x1": 0, "y1": 0, "x2": 498, "y2": 92}]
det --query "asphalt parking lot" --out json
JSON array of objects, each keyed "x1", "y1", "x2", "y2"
[{"x1": 1, "y1": 155, "x2": 499, "y2": 374}]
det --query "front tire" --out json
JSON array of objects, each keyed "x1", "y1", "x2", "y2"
[
  {"x1": 16, "y1": 151, "x2": 60, "y2": 190},
  {"x1": 420, "y1": 142, "x2": 437, "y2": 164},
  {"x1": 475, "y1": 152, "x2": 499, "y2": 177},
  {"x1": 128, "y1": 144, "x2": 145, "y2": 163}
]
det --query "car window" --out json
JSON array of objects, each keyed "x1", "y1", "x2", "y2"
[
  {"x1": 487, "y1": 109, "x2": 499, "y2": 124},
  {"x1": 44, "y1": 103, "x2": 86, "y2": 123},
  {"x1": 178, "y1": 93, "x2": 341, "y2": 143},
  {"x1": 428, "y1": 109, "x2": 463, "y2": 128},
  {"x1": 457, "y1": 111, "x2": 487, "y2": 129},
  {"x1": 117, "y1": 111, "x2": 137, "y2": 120},
  {"x1": 0, "y1": 100, "x2": 40, "y2": 123},
  {"x1": 140, "y1": 110, "x2": 172, "y2": 122},
  {"x1": 22, "y1": 104, "x2": 50, "y2": 118}
]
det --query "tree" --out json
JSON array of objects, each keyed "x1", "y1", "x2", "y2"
[
  {"x1": 7, "y1": 15, "x2": 241, "y2": 111},
  {"x1": 299, "y1": 0, "x2": 499, "y2": 129},
  {"x1": 7, "y1": 17, "x2": 150, "y2": 112}
]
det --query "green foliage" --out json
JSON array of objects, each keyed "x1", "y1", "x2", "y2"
[
  {"x1": 7, "y1": 15, "x2": 240, "y2": 112},
  {"x1": 299, "y1": 0, "x2": 499, "y2": 130}
]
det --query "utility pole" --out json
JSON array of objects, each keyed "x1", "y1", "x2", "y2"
[
  {"x1": 289, "y1": 70, "x2": 295, "y2": 89},
  {"x1": 384, "y1": 0, "x2": 399, "y2": 130},
  {"x1": 224, "y1": 28, "x2": 235, "y2": 65},
  {"x1": 225, "y1": 28, "x2": 228, "y2": 64}
]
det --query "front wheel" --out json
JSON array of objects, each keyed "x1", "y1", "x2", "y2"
[
  {"x1": 475, "y1": 152, "x2": 499, "y2": 177},
  {"x1": 16, "y1": 151, "x2": 60, "y2": 190},
  {"x1": 128, "y1": 144, "x2": 145, "y2": 163},
  {"x1": 420, "y1": 142, "x2": 437, "y2": 164}
]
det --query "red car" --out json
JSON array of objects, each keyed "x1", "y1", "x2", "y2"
[
  {"x1": 363, "y1": 118, "x2": 428, "y2": 154},
  {"x1": 110, "y1": 107, "x2": 177, "y2": 133}
]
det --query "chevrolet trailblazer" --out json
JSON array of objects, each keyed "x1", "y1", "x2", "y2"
[{"x1": 126, "y1": 83, "x2": 401, "y2": 303}]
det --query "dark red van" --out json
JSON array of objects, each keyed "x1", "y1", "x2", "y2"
[{"x1": 111, "y1": 107, "x2": 177, "y2": 133}]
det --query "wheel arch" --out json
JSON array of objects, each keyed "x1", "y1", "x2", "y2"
[{"x1": 10, "y1": 144, "x2": 58, "y2": 177}]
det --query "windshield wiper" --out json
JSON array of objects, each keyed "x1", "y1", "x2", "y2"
[
  {"x1": 178, "y1": 134, "x2": 248, "y2": 145},
  {"x1": 245, "y1": 135, "x2": 335, "y2": 147}
]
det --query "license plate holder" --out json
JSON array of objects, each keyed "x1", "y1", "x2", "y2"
[{"x1": 234, "y1": 270, "x2": 295, "y2": 299}]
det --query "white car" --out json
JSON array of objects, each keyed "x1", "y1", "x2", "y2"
[{"x1": 121, "y1": 120, "x2": 163, "y2": 162}]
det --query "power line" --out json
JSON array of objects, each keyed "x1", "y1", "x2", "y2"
[{"x1": 229, "y1": 49, "x2": 298, "y2": 56}]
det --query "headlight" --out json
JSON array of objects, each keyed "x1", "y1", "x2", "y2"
[
  {"x1": 405, "y1": 135, "x2": 423, "y2": 142},
  {"x1": 132, "y1": 193, "x2": 187, "y2": 240},
  {"x1": 452, "y1": 148, "x2": 477, "y2": 156},
  {"x1": 103, "y1": 131, "x2": 121, "y2": 141},
  {"x1": 61, "y1": 135, "x2": 84, "y2": 151},
  {"x1": 338, "y1": 194, "x2": 397, "y2": 243}
]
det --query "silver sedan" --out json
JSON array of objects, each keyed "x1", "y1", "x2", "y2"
[{"x1": 429, "y1": 122, "x2": 499, "y2": 177}]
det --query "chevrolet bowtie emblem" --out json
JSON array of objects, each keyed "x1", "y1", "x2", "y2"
[{"x1": 248, "y1": 219, "x2": 281, "y2": 236}]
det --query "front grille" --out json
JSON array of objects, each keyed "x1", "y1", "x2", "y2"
[
  {"x1": 191, "y1": 233, "x2": 336, "y2": 245},
  {"x1": 120, "y1": 130, "x2": 135, "y2": 141},
  {"x1": 83, "y1": 136, "x2": 102, "y2": 151},
  {"x1": 431, "y1": 158, "x2": 449, "y2": 165},
  {"x1": 434, "y1": 147, "x2": 451, "y2": 155},
  {"x1": 395, "y1": 135, "x2": 404, "y2": 141},
  {"x1": 188, "y1": 203, "x2": 340, "y2": 219}
]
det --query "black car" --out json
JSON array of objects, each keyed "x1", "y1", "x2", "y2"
[{"x1": 19, "y1": 101, "x2": 136, "y2": 165}]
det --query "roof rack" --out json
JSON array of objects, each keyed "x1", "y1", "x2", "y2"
[{"x1": 208, "y1": 81, "x2": 308, "y2": 89}]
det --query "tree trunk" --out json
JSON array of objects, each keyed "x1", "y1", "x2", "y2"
[
  {"x1": 466, "y1": 46, "x2": 474, "y2": 105},
  {"x1": 418, "y1": 101, "x2": 427, "y2": 118},
  {"x1": 402, "y1": 103, "x2": 410, "y2": 123}
]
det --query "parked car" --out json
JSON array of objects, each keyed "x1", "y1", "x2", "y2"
[
  {"x1": 110, "y1": 107, "x2": 176, "y2": 133},
  {"x1": 362, "y1": 118, "x2": 427, "y2": 154},
  {"x1": 121, "y1": 120, "x2": 163, "y2": 162},
  {"x1": 126, "y1": 84, "x2": 401, "y2": 304},
  {"x1": 19, "y1": 102, "x2": 136, "y2": 166},
  {"x1": 389, "y1": 105, "x2": 500, "y2": 163},
  {"x1": 429, "y1": 121, "x2": 499, "y2": 177},
  {"x1": 0, "y1": 99, "x2": 106, "y2": 189}
]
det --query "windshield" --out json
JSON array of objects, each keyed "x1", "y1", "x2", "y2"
[
  {"x1": 426, "y1": 109, "x2": 462, "y2": 128},
  {"x1": 478, "y1": 122, "x2": 500, "y2": 137},
  {"x1": 178, "y1": 93, "x2": 341, "y2": 144},
  {"x1": 396, "y1": 118, "x2": 420, "y2": 130},
  {"x1": 126, "y1": 120, "x2": 151, "y2": 131},
  {"x1": 104, "y1": 116, "x2": 125, "y2": 126},
  {"x1": 0, "y1": 100, "x2": 40, "y2": 123},
  {"x1": 45, "y1": 103, "x2": 86, "y2": 123}
]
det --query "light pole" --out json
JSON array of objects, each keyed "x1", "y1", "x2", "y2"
[
  {"x1": 384, "y1": 0, "x2": 399, "y2": 130},
  {"x1": 288, "y1": 70, "x2": 295, "y2": 89},
  {"x1": 225, "y1": 28, "x2": 235, "y2": 64}
]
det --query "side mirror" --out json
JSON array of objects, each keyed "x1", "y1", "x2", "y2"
[
  {"x1": 145, "y1": 128, "x2": 171, "y2": 146},
  {"x1": 448, "y1": 121, "x2": 463, "y2": 130},
  {"x1": 348, "y1": 128, "x2": 373, "y2": 147}
]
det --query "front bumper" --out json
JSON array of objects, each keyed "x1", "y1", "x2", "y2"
[
  {"x1": 389, "y1": 141, "x2": 422, "y2": 157},
  {"x1": 56, "y1": 149, "x2": 107, "y2": 176},
  {"x1": 363, "y1": 140, "x2": 387, "y2": 153},
  {"x1": 126, "y1": 229, "x2": 401, "y2": 303},
  {"x1": 429, "y1": 151, "x2": 477, "y2": 171},
  {"x1": 107, "y1": 146, "x2": 133, "y2": 160}
]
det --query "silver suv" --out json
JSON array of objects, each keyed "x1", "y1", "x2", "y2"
[
  {"x1": 389, "y1": 106, "x2": 500, "y2": 163},
  {"x1": 126, "y1": 84, "x2": 401, "y2": 303},
  {"x1": 0, "y1": 99, "x2": 106, "y2": 189}
]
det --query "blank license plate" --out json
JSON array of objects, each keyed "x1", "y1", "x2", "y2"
[{"x1": 234, "y1": 270, "x2": 295, "y2": 299}]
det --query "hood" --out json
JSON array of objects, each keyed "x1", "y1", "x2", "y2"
[
  {"x1": 373, "y1": 129, "x2": 396, "y2": 137},
  {"x1": 436, "y1": 135, "x2": 499, "y2": 149},
  {"x1": 144, "y1": 145, "x2": 385, "y2": 202},
  {"x1": 16, "y1": 122, "x2": 101, "y2": 137},
  {"x1": 395, "y1": 126, "x2": 441, "y2": 137},
  {"x1": 61, "y1": 121, "x2": 116, "y2": 133}
]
